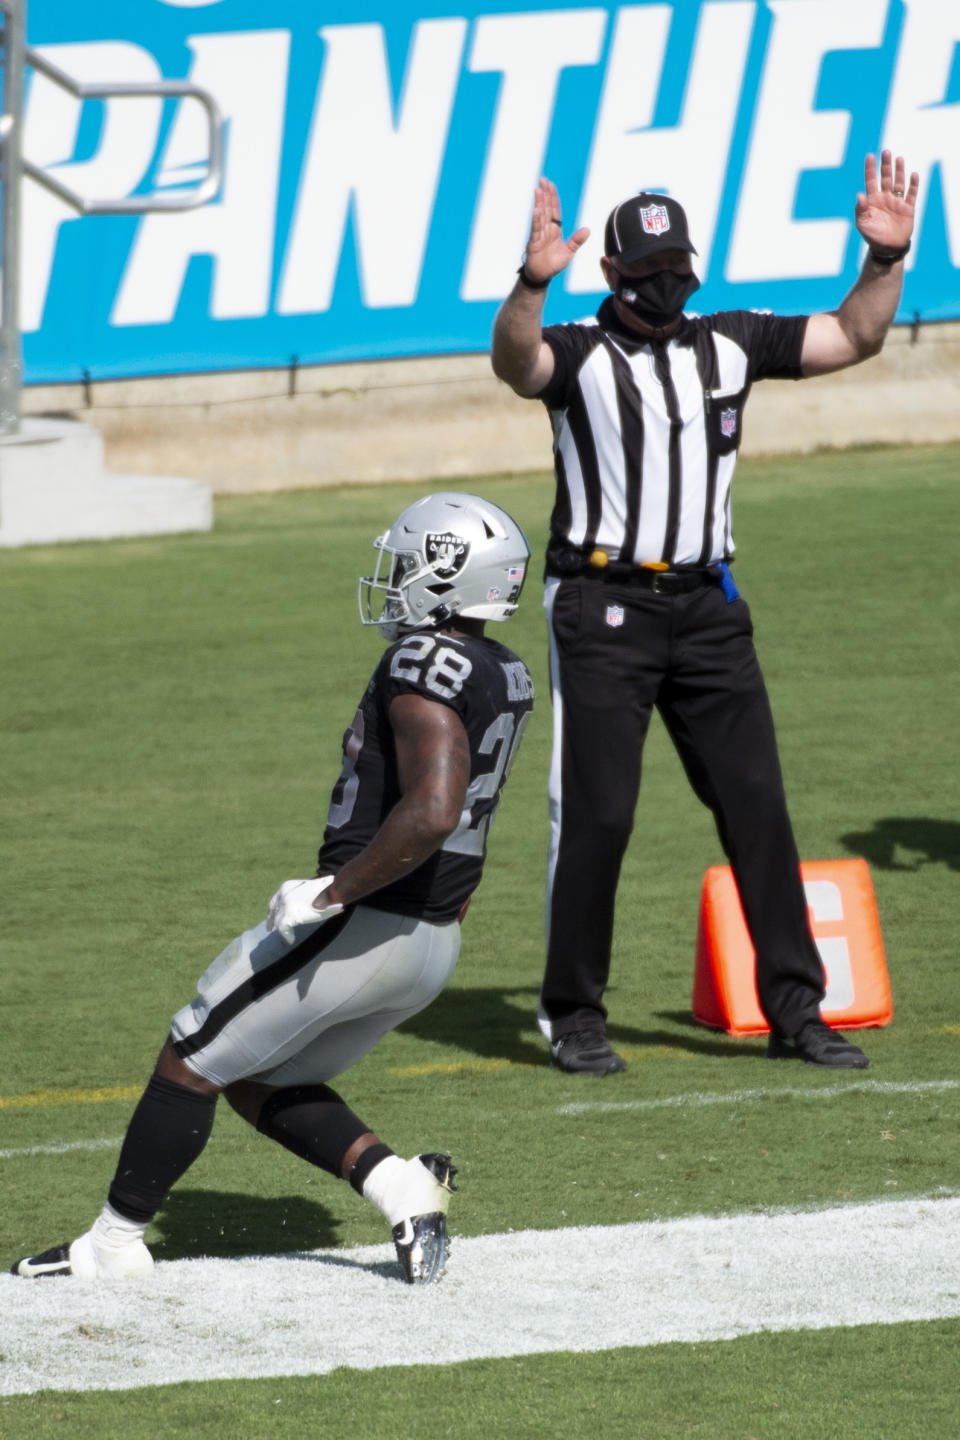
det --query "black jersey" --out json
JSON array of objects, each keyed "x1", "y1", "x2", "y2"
[
  {"x1": 316, "y1": 630, "x2": 534, "y2": 923},
  {"x1": 538, "y1": 299, "x2": 807, "y2": 568}
]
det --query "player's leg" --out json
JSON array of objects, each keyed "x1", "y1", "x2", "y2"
[
  {"x1": 11, "y1": 1038, "x2": 221, "y2": 1279},
  {"x1": 198, "y1": 905, "x2": 461, "y2": 1281},
  {"x1": 13, "y1": 915, "x2": 351, "y2": 1279},
  {"x1": 225, "y1": 1076, "x2": 457, "y2": 1283},
  {"x1": 659, "y1": 585, "x2": 867, "y2": 1066},
  {"x1": 12, "y1": 908, "x2": 460, "y2": 1281},
  {"x1": 222, "y1": 1075, "x2": 456, "y2": 1282},
  {"x1": 541, "y1": 575, "x2": 664, "y2": 1071}
]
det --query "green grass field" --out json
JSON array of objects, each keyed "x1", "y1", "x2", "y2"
[{"x1": 1, "y1": 444, "x2": 959, "y2": 1436}]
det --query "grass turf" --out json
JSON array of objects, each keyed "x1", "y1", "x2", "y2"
[{"x1": 1, "y1": 444, "x2": 958, "y2": 1433}]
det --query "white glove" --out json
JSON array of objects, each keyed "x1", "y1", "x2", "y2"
[{"x1": 266, "y1": 876, "x2": 344, "y2": 945}]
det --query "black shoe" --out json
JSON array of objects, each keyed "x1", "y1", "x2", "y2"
[
  {"x1": 550, "y1": 1029, "x2": 627, "y2": 1075},
  {"x1": 767, "y1": 1019, "x2": 869, "y2": 1069}
]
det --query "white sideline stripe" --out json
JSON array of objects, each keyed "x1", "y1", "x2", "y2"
[
  {"x1": 558, "y1": 1078, "x2": 960, "y2": 1116},
  {"x1": 0, "y1": 1137, "x2": 122, "y2": 1161},
  {"x1": 3, "y1": 1196, "x2": 960, "y2": 1396}
]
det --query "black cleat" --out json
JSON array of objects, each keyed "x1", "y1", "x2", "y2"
[
  {"x1": 550, "y1": 1029, "x2": 627, "y2": 1075},
  {"x1": 11, "y1": 1243, "x2": 74, "y2": 1278},
  {"x1": 391, "y1": 1153, "x2": 458, "y2": 1284},
  {"x1": 767, "y1": 1019, "x2": 869, "y2": 1069}
]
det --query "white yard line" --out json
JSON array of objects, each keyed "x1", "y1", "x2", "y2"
[
  {"x1": 0, "y1": 1137, "x2": 123, "y2": 1161},
  {"x1": 557, "y1": 1077, "x2": 960, "y2": 1116},
  {"x1": 2, "y1": 1196, "x2": 959, "y2": 1396}
]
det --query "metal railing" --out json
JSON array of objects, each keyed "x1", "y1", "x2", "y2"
[{"x1": 0, "y1": 0, "x2": 223, "y2": 433}]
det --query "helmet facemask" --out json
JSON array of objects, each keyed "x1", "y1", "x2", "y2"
[{"x1": 358, "y1": 537, "x2": 459, "y2": 639}]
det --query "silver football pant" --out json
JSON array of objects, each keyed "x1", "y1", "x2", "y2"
[{"x1": 169, "y1": 905, "x2": 460, "y2": 1088}]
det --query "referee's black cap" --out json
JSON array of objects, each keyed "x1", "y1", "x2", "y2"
[{"x1": 604, "y1": 193, "x2": 698, "y2": 264}]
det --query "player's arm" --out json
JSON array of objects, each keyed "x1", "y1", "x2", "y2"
[
  {"x1": 318, "y1": 693, "x2": 470, "y2": 909},
  {"x1": 801, "y1": 151, "x2": 919, "y2": 378},
  {"x1": 491, "y1": 176, "x2": 589, "y2": 397}
]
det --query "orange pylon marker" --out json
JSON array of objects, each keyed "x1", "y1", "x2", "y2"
[{"x1": 692, "y1": 859, "x2": 893, "y2": 1036}]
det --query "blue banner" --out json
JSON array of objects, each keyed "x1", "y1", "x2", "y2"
[{"x1": 14, "y1": 0, "x2": 960, "y2": 382}]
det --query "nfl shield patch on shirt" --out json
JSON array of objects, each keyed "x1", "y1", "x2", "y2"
[
  {"x1": 605, "y1": 604, "x2": 625, "y2": 628},
  {"x1": 720, "y1": 408, "x2": 738, "y2": 439}
]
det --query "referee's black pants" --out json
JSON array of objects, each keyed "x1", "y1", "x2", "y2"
[{"x1": 541, "y1": 573, "x2": 825, "y2": 1042}]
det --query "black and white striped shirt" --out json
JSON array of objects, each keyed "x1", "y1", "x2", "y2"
[{"x1": 538, "y1": 298, "x2": 807, "y2": 569}]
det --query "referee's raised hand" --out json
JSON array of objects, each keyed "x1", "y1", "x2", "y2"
[
  {"x1": 855, "y1": 150, "x2": 919, "y2": 255},
  {"x1": 522, "y1": 177, "x2": 590, "y2": 285}
]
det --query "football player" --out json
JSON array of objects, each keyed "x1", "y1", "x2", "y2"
[{"x1": 12, "y1": 493, "x2": 533, "y2": 1286}]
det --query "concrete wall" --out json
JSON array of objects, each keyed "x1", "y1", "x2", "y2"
[{"x1": 22, "y1": 320, "x2": 960, "y2": 495}]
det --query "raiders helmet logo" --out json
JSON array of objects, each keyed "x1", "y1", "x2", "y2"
[{"x1": 425, "y1": 531, "x2": 469, "y2": 577}]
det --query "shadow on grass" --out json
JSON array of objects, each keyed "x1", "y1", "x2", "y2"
[
  {"x1": 841, "y1": 817, "x2": 960, "y2": 872},
  {"x1": 150, "y1": 1187, "x2": 340, "y2": 1261},
  {"x1": 397, "y1": 985, "x2": 762, "y2": 1062},
  {"x1": 652, "y1": 1009, "x2": 763, "y2": 1057}
]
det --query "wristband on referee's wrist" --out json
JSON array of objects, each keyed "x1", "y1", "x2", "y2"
[
  {"x1": 516, "y1": 264, "x2": 550, "y2": 291},
  {"x1": 868, "y1": 240, "x2": 911, "y2": 265}
]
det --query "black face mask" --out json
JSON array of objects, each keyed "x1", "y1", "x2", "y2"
[{"x1": 614, "y1": 268, "x2": 700, "y2": 326}]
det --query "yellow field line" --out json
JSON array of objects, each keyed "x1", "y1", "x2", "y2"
[
  {"x1": 3, "y1": 1030, "x2": 951, "y2": 1107},
  {"x1": 387, "y1": 1058, "x2": 516, "y2": 1077},
  {"x1": 0, "y1": 1084, "x2": 142, "y2": 1110}
]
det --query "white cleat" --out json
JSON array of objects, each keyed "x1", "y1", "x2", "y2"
[
  {"x1": 11, "y1": 1228, "x2": 154, "y2": 1280},
  {"x1": 391, "y1": 1153, "x2": 458, "y2": 1284}
]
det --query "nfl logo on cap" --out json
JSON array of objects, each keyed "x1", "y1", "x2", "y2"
[{"x1": 640, "y1": 203, "x2": 670, "y2": 236}]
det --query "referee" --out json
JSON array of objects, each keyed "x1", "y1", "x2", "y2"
[{"x1": 491, "y1": 154, "x2": 918, "y2": 1075}]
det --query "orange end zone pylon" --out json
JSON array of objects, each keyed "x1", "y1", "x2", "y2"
[{"x1": 692, "y1": 858, "x2": 893, "y2": 1036}]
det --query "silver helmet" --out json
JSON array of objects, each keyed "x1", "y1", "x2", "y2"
[{"x1": 358, "y1": 492, "x2": 530, "y2": 641}]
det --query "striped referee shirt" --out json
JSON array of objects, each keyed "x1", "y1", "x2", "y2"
[{"x1": 538, "y1": 298, "x2": 807, "y2": 569}]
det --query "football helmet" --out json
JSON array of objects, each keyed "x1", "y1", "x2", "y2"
[{"x1": 358, "y1": 492, "x2": 530, "y2": 640}]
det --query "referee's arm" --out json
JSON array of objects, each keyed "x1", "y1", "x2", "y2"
[
  {"x1": 492, "y1": 176, "x2": 589, "y2": 397},
  {"x1": 801, "y1": 150, "x2": 919, "y2": 377}
]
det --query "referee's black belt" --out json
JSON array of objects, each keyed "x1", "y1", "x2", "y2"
[{"x1": 547, "y1": 545, "x2": 722, "y2": 594}]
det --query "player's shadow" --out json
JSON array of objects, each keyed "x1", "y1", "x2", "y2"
[
  {"x1": 397, "y1": 984, "x2": 761, "y2": 1062},
  {"x1": 149, "y1": 1187, "x2": 340, "y2": 1261},
  {"x1": 840, "y1": 817, "x2": 960, "y2": 872}
]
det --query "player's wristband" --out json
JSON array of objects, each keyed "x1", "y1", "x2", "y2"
[
  {"x1": 869, "y1": 241, "x2": 911, "y2": 265},
  {"x1": 516, "y1": 265, "x2": 550, "y2": 291}
]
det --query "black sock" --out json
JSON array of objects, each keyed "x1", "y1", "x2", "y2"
[
  {"x1": 348, "y1": 1142, "x2": 394, "y2": 1195},
  {"x1": 256, "y1": 1084, "x2": 391, "y2": 1184},
  {"x1": 108, "y1": 1073, "x2": 218, "y2": 1224}
]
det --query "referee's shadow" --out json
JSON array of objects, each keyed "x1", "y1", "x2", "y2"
[{"x1": 397, "y1": 985, "x2": 760, "y2": 1063}]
